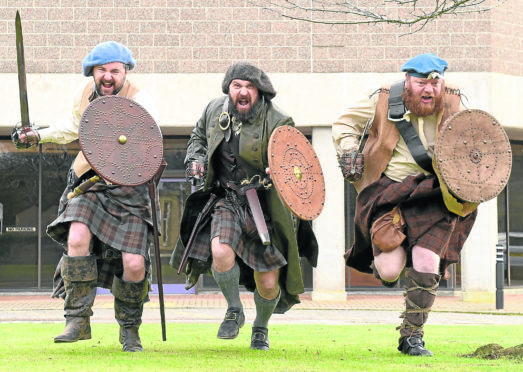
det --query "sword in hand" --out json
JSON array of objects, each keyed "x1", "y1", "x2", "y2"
[
  {"x1": 12, "y1": 10, "x2": 39, "y2": 149},
  {"x1": 350, "y1": 118, "x2": 372, "y2": 175}
]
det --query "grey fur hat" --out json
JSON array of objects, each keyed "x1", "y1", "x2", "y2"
[{"x1": 222, "y1": 62, "x2": 276, "y2": 100}]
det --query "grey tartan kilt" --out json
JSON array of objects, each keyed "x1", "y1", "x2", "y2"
[
  {"x1": 47, "y1": 183, "x2": 155, "y2": 297},
  {"x1": 46, "y1": 189, "x2": 150, "y2": 258},
  {"x1": 188, "y1": 197, "x2": 287, "y2": 272}
]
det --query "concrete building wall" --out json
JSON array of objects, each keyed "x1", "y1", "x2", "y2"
[{"x1": 0, "y1": 1, "x2": 521, "y2": 300}]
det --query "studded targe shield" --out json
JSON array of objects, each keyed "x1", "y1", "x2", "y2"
[
  {"x1": 79, "y1": 95, "x2": 163, "y2": 186},
  {"x1": 268, "y1": 126, "x2": 325, "y2": 220},
  {"x1": 79, "y1": 95, "x2": 167, "y2": 341},
  {"x1": 434, "y1": 109, "x2": 512, "y2": 203}
]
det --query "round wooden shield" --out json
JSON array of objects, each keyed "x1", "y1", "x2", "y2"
[
  {"x1": 434, "y1": 109, "x2": 512, "y2": 203},
  {"x1": 268, "y1": 126, "x2": 325, "y2": 220},
  {"x1": 79, "y1": 96, "x2": 163, "y2": 186}
]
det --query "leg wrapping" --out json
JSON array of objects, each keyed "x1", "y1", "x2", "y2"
[{"x1": 398, "y1": 268, "x2": 440, "y2": 338}]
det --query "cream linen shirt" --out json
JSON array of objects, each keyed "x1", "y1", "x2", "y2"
[
  {"x1": 332, "y1": 89, "x2": 438, "y2": 182},
  {"x1": 38, "y1": 82, "x2": 159, "y2": 145}
]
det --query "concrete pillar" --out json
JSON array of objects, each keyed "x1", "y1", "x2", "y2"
[
  {"x1": 460, "y1": 199, "x2": 498, "y2": 303},
  {"x1": 310, "y1": 127, "x2": 347, "y2": 301}
]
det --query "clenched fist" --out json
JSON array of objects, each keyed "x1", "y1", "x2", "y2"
[{"x1": 338, "y1": 150, "x2": 364, "y2": 182}]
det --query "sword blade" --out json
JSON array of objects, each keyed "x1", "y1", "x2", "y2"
[
  {"x1": 351, "y1": 118, "x2": 372, "y2": 171},
  {"x1": 245, "y1": 188, "x2": 271, "y2": 246},
  {"x1": 15, "y1": 10, "x2": 30, "y2": 127}
]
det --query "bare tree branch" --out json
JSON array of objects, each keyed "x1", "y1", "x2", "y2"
[{"x1": 250, "y1": 0, "x2": 508, "y2": 32}]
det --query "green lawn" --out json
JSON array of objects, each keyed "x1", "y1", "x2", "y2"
[{"x1": 0, "y1": 323, "x2": 521, "y2": 371}]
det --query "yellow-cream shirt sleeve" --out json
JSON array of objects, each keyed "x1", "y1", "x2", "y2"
[
  {"x1": 38, "y1": 84, "x2": 159, "y2": 145},
  {"x1": 332, "y1": 89, "x2": 378, "y2": 157},
  {"x1": 38, "y1": 85, "x2": 84, "y2": 144}
]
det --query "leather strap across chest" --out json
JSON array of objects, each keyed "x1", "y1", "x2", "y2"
[{"x1": 388, "y1": 81, "x2": 433, "y2": 173}]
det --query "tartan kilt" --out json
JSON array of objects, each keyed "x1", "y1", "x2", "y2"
[
  {"x1": 48, "y1": 180, "x2": 154, "y2": 296},
  {"x1": 346, "y1": 173, "x2": 478, "y2": 274},
  {"x1": 188, "y1": 196, "x2": 287, "y2": 273}
]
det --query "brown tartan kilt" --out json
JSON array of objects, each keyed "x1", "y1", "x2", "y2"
[{"x1": 347, "y1": 173, "x2": 478, "y2": 274}]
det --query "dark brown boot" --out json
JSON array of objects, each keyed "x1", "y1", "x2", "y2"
[
  {"x1": 112, "y1": 275, "x2": 148, "y2": 352},
  {"x1": 397, "y1": 268, "x2": 440, "y2": 356},
  {"x1": 54, "y1": 254, "x2": 97, "y2": 343}
]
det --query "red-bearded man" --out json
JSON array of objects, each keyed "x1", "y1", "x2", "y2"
[{"x1": 332, "y1": 53, "x2": 478, "y2": 356}]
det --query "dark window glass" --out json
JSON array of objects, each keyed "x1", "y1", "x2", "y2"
[{"x1": 498, "y1": 142, "x2": 523, "y2": 286}]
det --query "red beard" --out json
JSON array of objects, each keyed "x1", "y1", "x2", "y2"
[{"x1": 402, "y1": 82, "x2": 445, "y2": 117}]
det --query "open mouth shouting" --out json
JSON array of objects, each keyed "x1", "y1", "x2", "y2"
[
  {"x1": 236, "y1": 97, "x2": 252, "y2": 114},
  {"x1": 98, "y1": 80, "x2": 116, "y2": 95},
  {"x1": 421, "y1": 95, "x2": 434, "y2": 104}
]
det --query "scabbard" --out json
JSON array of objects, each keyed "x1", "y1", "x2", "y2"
[
  {"x1": 245, "y1": 188, "x2": 270, "y2": 245},
  {"x1": 177, "y1": 193, "x2": 218, "y2": 274}
]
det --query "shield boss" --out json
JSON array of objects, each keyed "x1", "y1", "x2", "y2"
[
  {"x1": 268, "y1": 126, "x2": 325, "y2": 220},
  {"x1": 434, "y1": 109, "x2": 512, "y2": 203},
  {"x1": 79, "y1": 96, "x2": 163, "y2": 186}
]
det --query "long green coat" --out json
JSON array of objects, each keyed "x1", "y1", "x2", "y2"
[{"x1": 170, "y1": 96, "x2": 319, "y2": 313}]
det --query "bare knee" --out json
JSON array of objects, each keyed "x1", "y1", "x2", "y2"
[
  {"x1": 67, "y1": 222, "x2": 92, "y2": 256},
  {"x1": 374, "y1": 247, "x2": 406, "y2": 282},
  {"x1": 254, "y1": 270, "x2": 280, "y2": 300},
  {"x1": 122, "y1": 253, "x2": 145, "y2": 282},
  {"x1": 412, "y1": 246, "x2": 440, "y2": 274},
  {"x1": 211, "y1": 237, "x2": 236, "y2": 272}
]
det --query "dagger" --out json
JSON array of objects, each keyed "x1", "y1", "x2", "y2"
[{"x1": 67, "y1": 176, "x2": 100, "y2": 199}]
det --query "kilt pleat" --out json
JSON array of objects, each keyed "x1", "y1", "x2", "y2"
[{"x1": 188, "y1": 197, "x2": 287, "y2": 272}]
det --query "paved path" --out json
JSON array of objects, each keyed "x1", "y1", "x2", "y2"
[{"x1": 2, "y1": 292, "x2": 523, "y2": 325}]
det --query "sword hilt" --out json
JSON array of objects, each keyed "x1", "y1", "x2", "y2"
[{"x1": 67, "y1": 176, "x2": 100, "y2": 199}]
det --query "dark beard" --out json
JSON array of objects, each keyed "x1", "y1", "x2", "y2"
[
  {"x1": 94, "y1": 80, "x2": 125, "y2": 97},
  {"x1": 402, "y1": 83, "x2": 445, "y2": 117},
  {"x1": 229, "y1": 95, "x2": 262, "y2": 122}
]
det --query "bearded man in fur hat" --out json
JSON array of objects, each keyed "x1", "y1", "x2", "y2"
[
  {"x1": 17, "y1": 41, "x2": 159, "y2": 352},
  {"x1": 170, "y1": 62, "x2": 318, "y2": 351},
  {"x1": 332, "y1": 53, "x2": 478, "y2": 356}
]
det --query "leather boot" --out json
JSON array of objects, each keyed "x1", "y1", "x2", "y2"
[
  {"x1": 397, "y1": 268, "x2": 440, "y2": 356},
  {"x1": 112, "y1": 275, "x2": 148, "y2": 352},
  {"x1": 54, "y1": 254, "x2": 97, "y2": 343}
]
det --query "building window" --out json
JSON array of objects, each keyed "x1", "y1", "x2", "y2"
[
  {"x1": 498, "y1": 141, "x2": 523, "y2": 287},
  {"x1": 0, "y1": 137, "x2": 189, "y2": 291}
]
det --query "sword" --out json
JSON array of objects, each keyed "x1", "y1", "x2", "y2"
[
  {"x1": 15, "y1": 10, "x2": 30, "y2": 128},
  {"x1": 12, "y1": 10, "x2": 38, "y2": 149},
  {"x1": 350, "y1": 118, "x2": 372, "y2": 176},
  {"x1": 245, "y1": 188, "x2": 270, "y2": 245}
]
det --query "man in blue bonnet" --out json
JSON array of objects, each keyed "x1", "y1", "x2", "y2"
[
  {"x1": 17, "y1": 41, "x2": 159, "y2": 352},
  {"x1": 333, "y1": 54, "x2": 478, "y2": 356}
]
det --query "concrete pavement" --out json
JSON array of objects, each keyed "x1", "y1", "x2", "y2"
[{"x1": 1, "y1": 291, "x2": 523, "y2": 325}]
